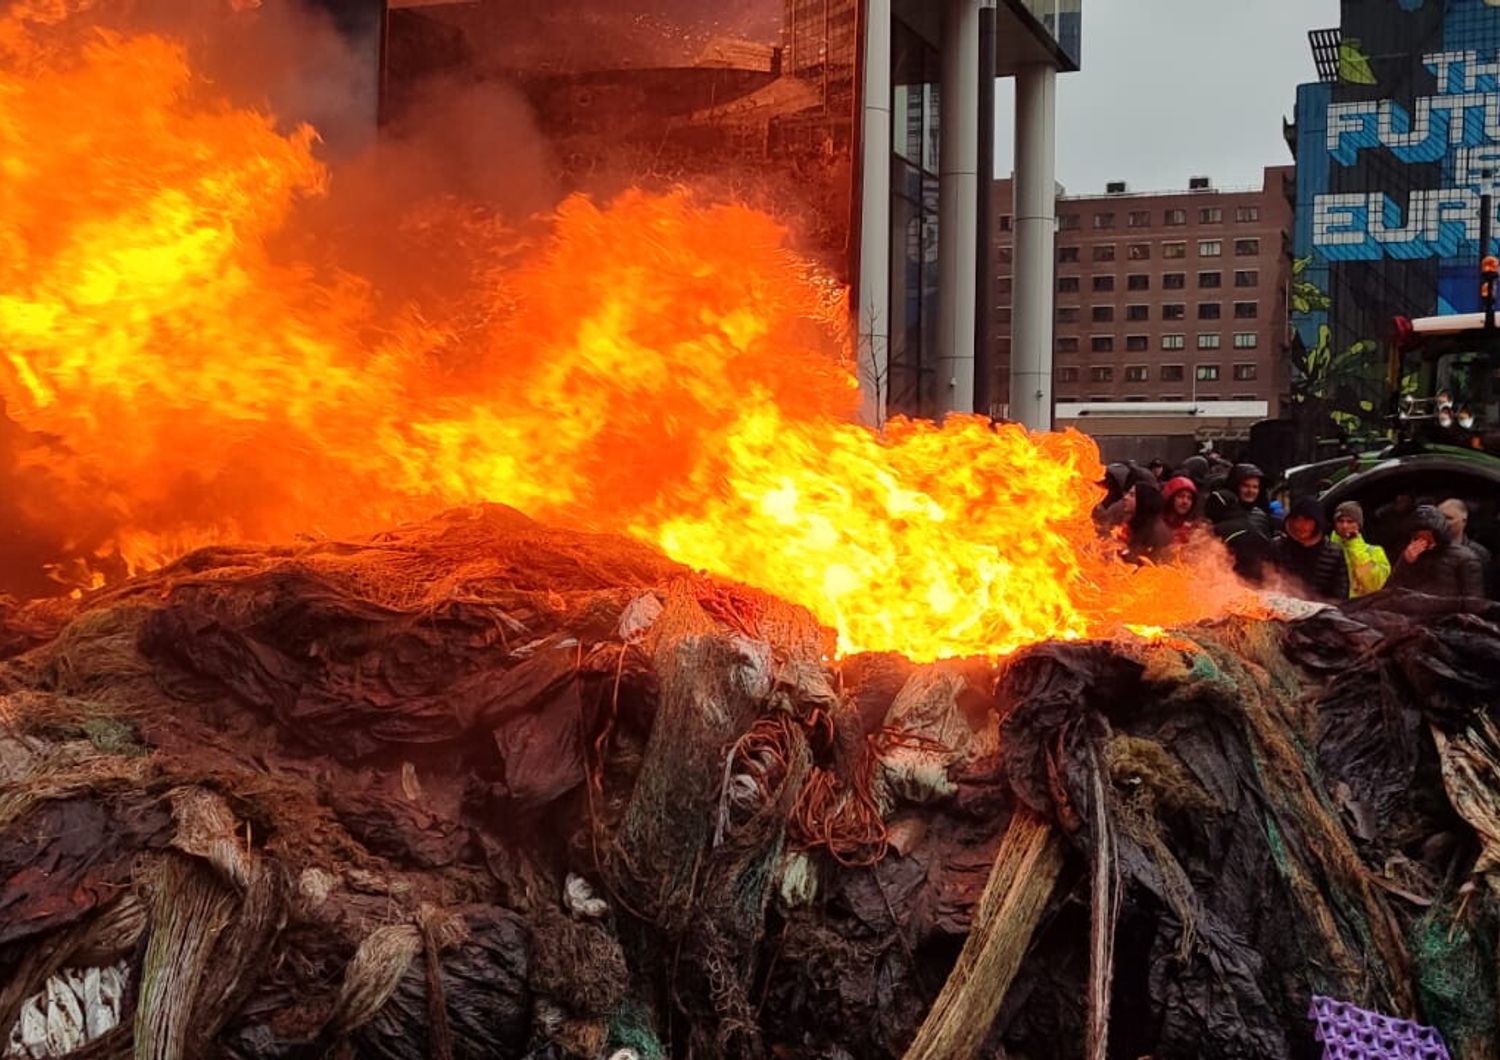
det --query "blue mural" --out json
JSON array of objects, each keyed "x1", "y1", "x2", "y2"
[{"x1": 1293, "y1": 0, "x2": 1500, "y2": 356}]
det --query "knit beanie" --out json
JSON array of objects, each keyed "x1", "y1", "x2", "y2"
[{"x1": 1333, "y1": 501, "x2": 1364, "y2": 530}]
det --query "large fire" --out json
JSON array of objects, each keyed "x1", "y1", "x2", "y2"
[{"x1": 0, "y1": 4, "x2": 1245, "y2": 660}]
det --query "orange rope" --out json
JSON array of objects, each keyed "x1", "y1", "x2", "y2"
[
  {"x1": 693, "y1": 578, "x2": 767, "y2": 641},
  {"x1": 788, "y1": 734, "x2": 885, "y2": 868},
  {"x1": 787, "y1": 726, "x2": 956, "y2": 867}
]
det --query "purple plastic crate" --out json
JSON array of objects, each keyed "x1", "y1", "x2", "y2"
[{"x1": 1307, "y1": 996, "x2": 1451, "y2": 1060}]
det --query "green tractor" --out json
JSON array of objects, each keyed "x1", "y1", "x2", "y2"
[{"x1": 1284, "y1": 259, "x2": 1500, "y2": 554}]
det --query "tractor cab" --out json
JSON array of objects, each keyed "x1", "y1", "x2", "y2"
[
  {"x1": 1311, "y1": 296, "x2": 1500, "y2": 559},
  {"x1": 1390, "y1": 310, "x2": 1500, "y2": 451}
]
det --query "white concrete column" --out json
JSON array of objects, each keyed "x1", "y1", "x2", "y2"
[
  {"x1": 936, "y1": 0, "x2": 981, "y2": 416},
  {"x1": 1012, "y1": 61, "x2": 1057, "y2": 431},
  {"x1": 857, "y1": 0, "x2": 892, "y2": 427}
]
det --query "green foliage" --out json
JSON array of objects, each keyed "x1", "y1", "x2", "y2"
[
  {"x1": 1339, "y1": 39, "x2": 1378, "y2": 85},
  {"x1": 1329, "y1": 410, "x2": 1364, "y2": 434},
  {"x1": 1291, "y1": 257, "x2": 1333, "y2": 314},
  {"x1": 1291, "y1": 325, "x2": 1378, "y2": 402},
  {"x1": 1287, "y1": 255, "x2": 1386, "y2": 442},
  {"x1": 1290, "y1": 323, "x2": 1387, "y2": 440}
]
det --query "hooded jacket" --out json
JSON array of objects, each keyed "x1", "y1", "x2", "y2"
[
  {"x1": 1204, "y1": 464, "x2": 1272, "y2": 536},
  {"x1": 1387, "y1": 505, "x2": 1486, "y2": 599},
  {"x1": 1093, "y1": 463, "x2": 1155, "y2": 532},
  {"x1": 1205, "y1": 465, "x2": 1272, "y2": 580},
  {"x1": 1161, "y1": 476, "x2": 1200, "y2": 545},
  {"x1": 1267, "y1": 497, "x2": 1349, "y2": 602},
  {"x1": 1179, "y1": 455, "x2": 1211, "y2": 487}
]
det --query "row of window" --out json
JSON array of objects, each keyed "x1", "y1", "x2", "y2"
[
  {"x1": 999, "y1": 271, "x2": 1260, "y2": 296},
  {"x1": 1058, "y1": 272, "x2": 1258, "y2": 293},
  {"x1": 1057, "y1": 239, "x2": 1261, "y2": 263},
  {"x1": 1050, "y1": 301, "x2": 1259, "y2": 323},
  {"x1": 1054, "y1": 205, "x2": 1262, "y2": 232},
  {"x1": 1050, "y1": 271, "x2": 1260, "y2": 292},
  {"x1": 1056, "y1": 332, "x2": 1260, "y2": 354},
  {"x1": 1058, "y1": 364, "x2": 1259, "y2": 383},
  {"x1": 1058, "y1": 394, "x2": 1262, "y2": 403}
]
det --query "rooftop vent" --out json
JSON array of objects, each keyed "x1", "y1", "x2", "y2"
[
  {"x1": 1188, "y1": 176, "x2": 1212, "y2": 191},
  {"x1": 1309, "y1": 28, "x2": 1342, "y2": 83},
  {"x1": 1106, "y1": 180, "x2": 1127, "y2": 194}
]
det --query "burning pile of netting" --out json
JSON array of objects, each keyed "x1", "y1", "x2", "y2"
[{"x1": 4, "y1": 504, "x2": 1500, "y2": 1060}]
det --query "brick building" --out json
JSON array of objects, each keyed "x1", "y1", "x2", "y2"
[{"x1": 993, "y1": 166, "x2": 1295, "y2": 462}]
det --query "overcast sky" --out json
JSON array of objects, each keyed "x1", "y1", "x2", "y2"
[{"x1": 997, "y1": 0, "x2": 1341, "y2": 194}]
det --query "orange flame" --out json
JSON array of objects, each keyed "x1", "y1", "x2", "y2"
[{"x1": 0, "y1": 8, "x2": 1246, "y2": 660}]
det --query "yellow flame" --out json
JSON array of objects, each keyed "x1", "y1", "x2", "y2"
[{"x1": 0, "y1": 10, "x2": 1247, "y2": 659}]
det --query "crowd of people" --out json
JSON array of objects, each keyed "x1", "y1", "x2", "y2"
[{"x1": 1092, "y1": 452, "x2": 1495, "y2": 605}]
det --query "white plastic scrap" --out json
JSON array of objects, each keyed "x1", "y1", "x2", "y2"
[
  {"x1": 1249, "y1": 590, "x2": 1330, "y2": 621},
  {"x1": 512, "y1": 635, "x2": 577, "y2": 660},
  {"x1": 617, "y1": 593, "x2": 664, "y2": 645},
  {"x1": 564, "y1": 873, "x2": 609, "y2": 919},
  {"x1": 726, "y1": 636, "x2": 774, "y2": 701},
  {"x1": 10, "y1": 997, "x2": 45, "y2": 1059},
  {"x1": 874, "y1": 668, "x2": 973, "y2": 808},
  {"x1": 43, "y1": 977, "x2": 84, "y2": 1058},
  {"x1": 776, "y1": 850, "x2": 818, "y2": 908},
  {"x1": 5, "y1": 961, "x2": 127, "y2": 1058},
  {"x1": 81, "y1": 965, "x2": 123, "y2": 1039}
]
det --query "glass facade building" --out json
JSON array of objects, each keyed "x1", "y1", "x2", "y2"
[
  {"x1": 784, "y1": 0, "x2": 858, "y2": 84},
  {"x1": 888, "y1": 18, "x2": 944, "y2": 418},
  {"x1": 380, "y1": 0, "x2": 1075, "y2": 427},
  {"x1": 883, "y1": 0, "x2": 1081, "y2": 421},
  {"x1": 1010, "y1": 0, "x2": 1082, "y2": 68}
]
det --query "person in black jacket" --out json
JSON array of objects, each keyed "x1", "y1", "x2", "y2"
[
  {"x1": 1438, "y1": 498, "x2": 1495, "y2": 597},
  {"x1": 1203, "y1": 463, "x2": 1272, "y2": 534},
  {"x1": 1204, "y1": 463, "x2": 1273, "y2": 581},
  {"x1": 1267, "y1": 496, "x2": 1349, "y2": 602},
  {"x1": 1388, "y1": 505, "x2": 1486, "y2": 599}
]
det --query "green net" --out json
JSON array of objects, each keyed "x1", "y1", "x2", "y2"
[
  {"x1": 607, "y1": 1000, "x2": 666, "y2": 1060},
  {"x1": 1410, "y1": 901, "x2": 1497, "y2": 1059}
]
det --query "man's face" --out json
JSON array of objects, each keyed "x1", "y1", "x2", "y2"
[
  {"x1": 1440, "y1": 506, "x2": 1466, "y2": 539},
  {"x1": 1172, "y1": 491, "x2": 1195, "y2": 516},
  {"x1": 1333, "y1": 515, "x2": 1360, "y2": 540},
  {"x1": 1287, "y1": 515, "x2": 1321, "y2": 545},
  {"x1": 1238, "y1": 477, "x2": 1261, "y2": 504}
]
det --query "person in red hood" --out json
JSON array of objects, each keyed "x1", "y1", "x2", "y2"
[{"x1": 1161, "y1": 476, "x2": 1200, "y2": 547}]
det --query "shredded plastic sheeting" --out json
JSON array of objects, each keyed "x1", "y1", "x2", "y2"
[
  {"x1": 4, "y1": 515, "x2": 1500, "y2": 1058},
  {"x1": 1309, "y1": 996, "x2": 1451, "y2": 1060}
]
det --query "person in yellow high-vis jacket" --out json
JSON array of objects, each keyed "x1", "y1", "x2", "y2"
[{"x1": 1331, "y1": 501, "x2": 1390, "y2": 597}]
